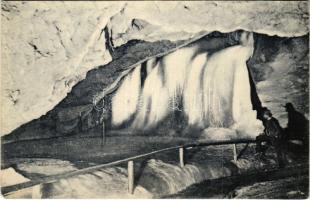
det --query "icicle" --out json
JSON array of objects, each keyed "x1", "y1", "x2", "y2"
[
  {"x1": 231, "y1": 32, "x2": 263, "y2": 137},
  {"x1": 162, "y1": 47, "x2": 197, "y2": 109},
  {"x1": 200, "y1": 32, "x2": 263, "y2": 137},
  {"x1": 132, "y1": 63, "x2": 169, "y2": 129},
  {"x1": 111, "y1": 65, "x2": 141, "y2": 126},
  {"x1": 183, "y1": 53, "x2": 208, "y2": 128},
  {"x1": 202, "y1": 48, "x2": 235, "y2": 127}
]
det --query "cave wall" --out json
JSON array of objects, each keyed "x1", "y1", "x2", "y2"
[
  {"x1": 1, "y1": 1, "x2": 124, "y2": 135},
  {"x1": 1, "y1": 1, "x2": 308, "y2": 136},
  {"x1": 248, "y1": 35, "x2": 309, "y2": 128}
]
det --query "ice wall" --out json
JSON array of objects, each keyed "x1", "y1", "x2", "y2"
[{"x1": 112, "y1": 32, "x2": 263, "y2": 137}]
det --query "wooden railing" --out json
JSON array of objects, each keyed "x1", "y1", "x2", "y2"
[{"x1": 2, "y1": 138, "x2": 261, "y2": 196}]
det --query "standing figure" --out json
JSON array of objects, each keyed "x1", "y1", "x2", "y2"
[
  {"x1": 256, "y1": 109, "x2": 286, "y2": 168},
  {"x1": 284, "y1": 103, "x2": 309, "y2": 149}
]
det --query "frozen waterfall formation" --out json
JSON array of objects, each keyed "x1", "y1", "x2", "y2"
[{"x1": 112, "y1": 32, "x2": 263, "y2": 138}]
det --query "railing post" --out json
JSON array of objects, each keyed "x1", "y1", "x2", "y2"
[
  {"x1": 233, "y1": 144, "x2": 237, "y2": 162},
  {"x1": 179, "y1": 147, "x2": 185, "y2": 167},
  {"x1": 128, "y1": 160, "x2": 134, "y2": 194},
  {"x1": 101, "y1": 121, "x2": 106, "y2": 147}
]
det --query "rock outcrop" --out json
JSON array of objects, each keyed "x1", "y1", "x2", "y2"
[{"x1": 1, "y1": 1, "x2": 124, "y2": 135}]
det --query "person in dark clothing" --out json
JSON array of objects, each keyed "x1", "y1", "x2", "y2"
[
  {"x1": 284, "y1": 103, "x2": 309, "y2": 148},
  {"x1": 256, "y1": 109, "x2": 286, "y2": 168}
]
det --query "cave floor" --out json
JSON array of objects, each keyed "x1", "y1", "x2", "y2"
[
  {"x1": 1, "y1": 134, "x2": 308, "y2": 198},
  {"x1": 165, "y1": 166, "x2": 309, "y2": 199},
  {"x1": 2, "y1": 134, "x2": 307, "y2": 176}
]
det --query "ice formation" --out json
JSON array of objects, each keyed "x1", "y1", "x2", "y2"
[
  {"x1": 112, "y1": 32, "x2": 263, "y2": 137},
  {"x1": 112, "y1": 65, "x2": 142, "y2": 125}
]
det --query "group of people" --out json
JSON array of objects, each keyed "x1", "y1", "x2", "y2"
[{"x1": 255, "y1": 103, "x2": 309, "y2": 168}]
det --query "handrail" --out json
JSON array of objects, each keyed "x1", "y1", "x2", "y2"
[{"x1": 2, "y1": 138, "x2": 258, "y2": 195}]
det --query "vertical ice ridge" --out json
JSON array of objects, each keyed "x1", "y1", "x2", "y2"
[{"x1": 111, "y1": 32, "x2": 263, "y2": 137}]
